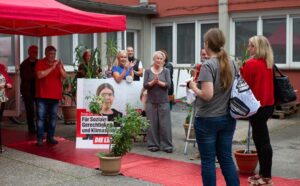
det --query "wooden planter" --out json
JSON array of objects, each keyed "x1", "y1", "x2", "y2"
[
  {"x1": 61, "y1": 105, "x2": 76, "y2": 124},
  {"x1": 234, "y1": 150, "x2": 258, "y2": 174},
  {"x1": 99, "y1": 156, "x2": 122, "y2": 176}
]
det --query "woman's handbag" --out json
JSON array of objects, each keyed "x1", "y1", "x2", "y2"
[
  {"x1": 229, "y1": 62, "x2": 260, "y2": 119},
  {"x1": 273, "y1": 65, "x2": 297, "y2": 104}
]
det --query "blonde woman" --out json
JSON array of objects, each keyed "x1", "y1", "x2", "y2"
[
  {"x1": 241, "y1": 35, "x2": 274, "y2": 186},
  {"x1": 188, "y1": 28, "x2": 239, "y2": 186},
  {"x1": 112, "y1": 50, "x2": 134, "y2": 83},
  {"x1": 143, "y1": 51, "x2": 173, "y2": 153}
]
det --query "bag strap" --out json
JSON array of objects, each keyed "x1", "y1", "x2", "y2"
[
  {"x1": 273, "y1": 64, "x2": 284, "y2": 77},
  {"x1": 231, "y1": 60, "x2": 239, "y2": 77}
]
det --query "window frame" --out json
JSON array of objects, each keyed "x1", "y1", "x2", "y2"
[
  {"x1": 153, "y1": 18, "x2": 218, "y2": 67},
  {"x1": 197, "y1": 21, "x2": 219, "y2": 64},
  {"x1": 262, "y1": 16, "x2": 287, "y2": 66},
  {"x1": 290, "y1": 16, "x2": 300, "y2": 68},
  {"x1": 152, "y1": 22, "x2": 174, "y2": 63},
  {"x1": 125, "y1": 30, "x2": 138, "y2": 58},
  {"x1": 176, "y1": 21, "x2": 196, "y2": 66},
  {"x1": 231, "y1": 9, "x2": 300, "y2": 69}
]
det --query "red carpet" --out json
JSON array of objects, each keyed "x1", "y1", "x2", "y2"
[{"x1": 3, "y1": 129, "x2": 300, "y2": 186}]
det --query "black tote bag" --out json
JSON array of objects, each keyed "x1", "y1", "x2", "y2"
[{"x1": 273, "y1": 65, "x2": 297, "y2": 104}]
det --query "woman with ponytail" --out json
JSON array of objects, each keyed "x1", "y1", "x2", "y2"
[{"x1": 189, "y1": 28, "x2": 239, "y2": 186}]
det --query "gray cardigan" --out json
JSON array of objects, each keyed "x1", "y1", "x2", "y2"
[{"x1": 143, "y1": 68, "x2": 171, "y2": 104}]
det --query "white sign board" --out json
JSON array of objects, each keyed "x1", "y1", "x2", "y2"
[{"x1": 76, "y1": 78, "x2": 143, "y2": 149}]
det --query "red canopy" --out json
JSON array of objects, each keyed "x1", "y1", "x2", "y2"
[{"x1": 0, "y1": 0, "x2": 126, "y2": 36}]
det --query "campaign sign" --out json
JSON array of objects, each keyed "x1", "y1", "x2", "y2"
[{"x1": 76, "y1": 78, "x2": 143, "y2": 149}]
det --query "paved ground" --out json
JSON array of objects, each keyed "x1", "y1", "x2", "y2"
[{"x1": 0, "y1": 102, "x2": 299, "y2": 185}]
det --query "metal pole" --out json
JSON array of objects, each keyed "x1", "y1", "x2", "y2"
[
  {"x1": 0, "y1": 102, "x2": 5, "y2": 153},
  {"x1": 184, "y1": 101, "x2": 196, "y2": 155},
  {"x1": 246, "y1": 121, "x2": 251, "y2": 154}
]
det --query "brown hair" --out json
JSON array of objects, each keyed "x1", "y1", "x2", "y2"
[
  {"x1": 204, "y1": 28, "x2": 232, "y2": 91},
  {"x1": 82, "y1": 49, "x2": 91, "y2": 62},
  {"x1": 96, "y1": 83, "x2": 114, "y2": 96},
  {"x1": 160, "y1": 49, "x2": 169, "y2": 62}
]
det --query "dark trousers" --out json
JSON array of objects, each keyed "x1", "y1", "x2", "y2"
[
  {"x1": 23, "y1": 95, "x2": 36, "y2": 132},
  {"x1": 249, "y1": 106, "x2": 274, "y2": 178},
  {"x1": 0, "y1": 102, "x2": 6, "y2": 152}
]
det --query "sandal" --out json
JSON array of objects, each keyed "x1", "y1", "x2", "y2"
[
  {"x1": 248, "y1": 174, "x2": 261, "y2": 183},
  {"x1": 251, "y1": 178, "x2": 273, "y2": 186}
]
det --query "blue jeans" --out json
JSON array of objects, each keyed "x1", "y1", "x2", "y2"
[
  {"x1": 195, "y1": 115, "x2": 239, "y2": 186},
  {"x1": 36, "y1": 98, "x2": 59, "y2": 140}
]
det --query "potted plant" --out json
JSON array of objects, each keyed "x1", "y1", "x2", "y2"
[
  {"x1": 104, "y1": 39, "x2": 118, "y2": 78},
  {"x1": 61, "y1": 75, "x2": 77, "y2": 124},
  {"x1": 74, "y1": 45, "x2": 104, "y2": 79},
  {"x1": 93, "y1": 105, "x2": 149, "y2": 176},
  {"x1": 234, "y1": 122, "x2": 258, "y2": 173}
]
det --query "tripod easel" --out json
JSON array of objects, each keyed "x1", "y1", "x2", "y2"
[{"x1": 184, "y1": 100, "x2": 197, "y2": 155}]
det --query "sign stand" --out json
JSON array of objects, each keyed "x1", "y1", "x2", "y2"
[{"x1": 184, "y1": 101, "x2": 197, "y2": 155}]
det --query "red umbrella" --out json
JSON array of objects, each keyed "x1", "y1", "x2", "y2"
[{"x1": 0, "y1": 0, "x2": 126, "y2": 36}]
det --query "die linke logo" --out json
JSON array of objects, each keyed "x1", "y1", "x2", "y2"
[{"x1": 93, "y1": 135, "x2": 111, "y2": 144}]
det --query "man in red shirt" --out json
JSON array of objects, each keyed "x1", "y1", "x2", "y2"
[{"x1": 35, "y1": 46, "x2": 67, "y2": 146}]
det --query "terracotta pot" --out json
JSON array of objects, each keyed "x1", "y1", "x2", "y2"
[
  {"x1": 99, "y1": 156, "x2": 122, "y2": 176},
  {"x1": 61, "y1": 105, "x2": 76, "y2": 124},
  {"x1": 234, "y1": 150, "x2": 258, "y2": 174},
  {"x1": 183, "y1": 123, "x2": 196, "y2": 139}
]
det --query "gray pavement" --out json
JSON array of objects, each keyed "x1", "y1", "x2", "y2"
[{"x1": 0, "y1": 102, "x2": 299, "y2": 185}]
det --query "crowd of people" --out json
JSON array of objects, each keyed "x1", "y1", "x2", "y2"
[{"x1": 1, "y1": 28, "x2": 277, "y2": 185}]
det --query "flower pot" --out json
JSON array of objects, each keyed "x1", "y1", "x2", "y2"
[
  {"x1": 183, "y1": 123, "x2": 196, "y2": 139},
  {"x1": 61, "y1": 105, "x2": 76, "y2": 124},
  {"x1": 234, "y1": 150, "x2": 258, "y2": 174},
  {"x1": 99, "y1": 156, "x2": 122, "y2": 176}
]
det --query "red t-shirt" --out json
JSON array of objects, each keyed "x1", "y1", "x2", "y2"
[
  {"x1": 240, "y1": 58, "x2": 274, "y2": 107},
  {"x1": 35, "y1": 58, "x2": 63, "y2": 100}
]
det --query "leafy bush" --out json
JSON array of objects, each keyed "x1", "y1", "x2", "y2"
[{"x1": 99, "y1": 106, "x2": 149, "y2": 157}]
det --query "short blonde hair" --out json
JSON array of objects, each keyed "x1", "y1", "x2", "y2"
[
  {"x1": 249, "y1": 35, "x2": 274, "y2": 69},
  {"x1": 152, "y1": 51, "x2": 166, "y2": 61}
]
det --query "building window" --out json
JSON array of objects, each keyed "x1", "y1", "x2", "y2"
[
  {"x1": 23, "y1": 36, "x2": 41, "y2": 60},
  {"x1": 155, "y1": 26, "x2": 173, "y2": 62},
  {"x1": 107, "y1": 32, "x2": 117, "y2": 43},
  {"x1": 126, "y1": 31, "x2": 139, "y2": 57},
  {"x1": 57, "y1": 35, "x2": 73, "y2": 65},
  {"x1": 0, "y1": 34, "x2": 15, "y2": 66},
  {"x1": 293, "y1": 18, "x2": 300, "y2": 62},
  {"x1": 263, "y1": 18, "x2": 286, "y2": 64},
  {"x1": 126, "y1": 32, "x2": 134, "y2": 49},
  {"x1": 177, "y1": 23, "x2": 195, "y2": 65},
  {"x1": 78, "y1": 34, "x2": 93, "y2": 49},
  {"x1": 235, "y1": 21, "x2": 257, "y2": 59},
  {"x1": 201, "y1": 23, "x2": 218, "y2": 50}
]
